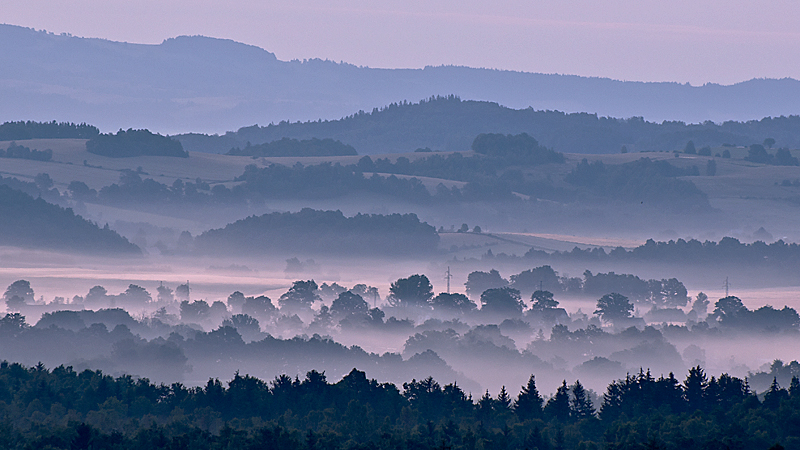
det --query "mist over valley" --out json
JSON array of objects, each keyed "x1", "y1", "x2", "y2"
[{"x1": 2, "y1": 22, "x2": 800, "y2": 449}]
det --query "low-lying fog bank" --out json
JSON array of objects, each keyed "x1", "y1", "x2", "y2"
[{"x1": 2, "y1": 251, "x2": 799, "y2": 398}]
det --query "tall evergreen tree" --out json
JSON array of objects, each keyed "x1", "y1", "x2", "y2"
[
  {"x1": 684, "y1": 366, "x2": 708, "y2": 411},
  {"x1": 764, "y1": 377, "x2": 789, "y2": 410},
  {"x1": 790, "y1": 376, "x2": 800, "y2": 398},
  {"x1": 515, "y1": 375, "x2": 544, "y2": 421},
  {"x1": 570, "y1": 380, "x2": 595, "y2": 419},
  {"x1": 496, "y1": 385, "x2": 511, "y2": 410},
  {"x1": 544, "y1": 380, "x2": 571, "y2": 422}
]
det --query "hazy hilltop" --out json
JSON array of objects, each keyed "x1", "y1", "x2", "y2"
[
  {"x1": 0, "y1": 185, "x2": 139, "y2": 254},
  {"x1": 4, "y1": 24, "x2": 800, "y2": 134},
  {"x1": 177, "y1": 96, "x2": 800, "y2": 155}
]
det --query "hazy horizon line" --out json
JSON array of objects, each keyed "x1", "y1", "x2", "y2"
[{"x1": 5, "y1": 22, "x2": 795, "y2": 88}]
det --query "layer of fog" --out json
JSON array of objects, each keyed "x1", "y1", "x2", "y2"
[{"x1": 2, "y1": 248, "x2": 799, "y2": 399}]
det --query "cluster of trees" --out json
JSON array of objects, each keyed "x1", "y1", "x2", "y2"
[
  {"x1": 465, "y1": 266, "x2": 688, "y2": 307},
  {"x1": 745, "y1": 143, "x2": 799, "y2": 165},
  {"x1": 0, "y1": 361, "x2": 798, "y2": 449},
  {"x1": 565, "y1": 158, "x2": 710, "y2": 209},
  {"x1": 73, "y1": 164, "x2": 442, "y2": 205},
  {"x1": 228, "y1": 133, "x2": 565, "y2": 204},
  {"x1": 0, "y1": 185, "x2": 139, "y2": 254},
  {"x1": 86, "y1": 128, "x2": 188, "y2": 158},
  {"x1": 227, "y1": 137, "x2": 358, "y2": 157},
  {"x1": 233, "y1": 162, "x2": 437, "y2": 202},
  {"x1": 0, "y1": 120, "x2": 99, "y2": 140},
  {"x1": 709, "y1": 295, "x2": 800, "y2": 331},
  {"x1": 193, "y1": 208, "x2": 440, "y2": 256},
  {"x1": 0, "y1": 141, "x2": 52, "y2": 161},
  {"x1": 471, "y1": 132, "x2": 565, "y2": 164},
  {"x1": 177, "y1": 95, "x2": 800, "y2": 154},
  {"x1": 65, "y1": 131, "x2": 715, "y2": 208},
  {"x1": 525, "y1": 236, "x2": 800, "y2": 267},
  {"x1": 0, "y1": 172, "x2": 59, "y2": 200}
]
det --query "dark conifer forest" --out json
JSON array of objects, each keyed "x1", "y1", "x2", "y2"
[{"x1": 0, "y1": 361, "x2": 796, "y2": 450}]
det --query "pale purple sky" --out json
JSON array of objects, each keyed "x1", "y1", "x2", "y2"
[{"x1": 4, "y1": 0, "x2": 800, "y2": 85}]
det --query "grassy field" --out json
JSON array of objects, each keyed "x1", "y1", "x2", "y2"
[{"x1": 3, "y1": 138, "x2": 800, "y2": 244}]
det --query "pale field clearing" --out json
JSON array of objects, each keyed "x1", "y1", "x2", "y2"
[{"x1": 0, "y1": 139, "x2": 471, "y2": 190}]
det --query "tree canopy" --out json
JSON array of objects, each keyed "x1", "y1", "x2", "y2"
[
  {"x1": 387, "y1": 274, "x2": 434, "y2": 308},
  {"x1": 86, "y1": 128, "x2": 188, "y2": 158}
]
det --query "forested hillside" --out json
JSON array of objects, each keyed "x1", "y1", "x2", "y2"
[
  {"x1": 86, "y1": 129, "x2": 188, "y2": 158},
  {"x1": 193, "y1": 209, "x2": 439, "y2": 256},
  {"x1": 0, "y1": 185, "x2": 139, "y2": 254},
  {"x1": 176, "y1": 96, "x2": 800, "y2": 154}
]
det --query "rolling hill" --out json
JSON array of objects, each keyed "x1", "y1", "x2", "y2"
[
  {"x1": 3, "y1": 24, "x2": 800, "y2": 136},
  {"x1": 175, "y1": 96, "x2": 800, "y2": 155},
  {"x1": 0, "y1": 185, "x2": 140, "y2": 254}
]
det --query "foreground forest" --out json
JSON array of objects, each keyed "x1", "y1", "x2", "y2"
[{"x1": 0, "y1": 361, "x2": 796, "y2": 450}]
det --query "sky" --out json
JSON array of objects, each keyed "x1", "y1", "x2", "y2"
[{"x1": 3, "y1": 0, "x2": 800, "y2": 85}]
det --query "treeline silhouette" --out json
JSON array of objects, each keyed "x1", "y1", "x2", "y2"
[
  {"x1": 86, "y1": 128, "x2": 188, "y2": 158},
  {"x1": 0, "y1": 120, "x2": 99, "y2": 140},
  {"x1": 744, "y1": 143, "x2": 800, "y2": 165},
  {"x1": 193, "y1": 209, "x2": 439, "y2": 255},
  {"x1": 0, "y1": 141, "x2": 52, "y2": 161},
  {"x1": 175, "y1": 95, "x2": 800, "y2": 154},
  {"x1": 526, "y1": 236, "x2": 800, "y2": 267},
  {"x1": 227, "y1": 137, "x2": 358, "y2": 157},
  {"x1": 66, "y1": 137, "x2": 707, "y2": 208},
  {"x1": 465, "y1": 266, "x2": 689, "y2": 307},
  {"x1": 0, "y1": 185, "x2": 139, "y2": 254},
  {"x1": 565, "y1": 158, "x2": 709, "y2": 209},
  {"x1": 0, "y1": 361, "x2": 796, "y2": 449}
]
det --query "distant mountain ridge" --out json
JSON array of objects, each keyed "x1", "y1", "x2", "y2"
[{"x1": 2, "y1": 24, "x2": 800, "y2": 134}]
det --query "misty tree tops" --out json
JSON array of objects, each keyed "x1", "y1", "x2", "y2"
[
  {"x1": 388, "y1": 274, "x2": 434, "y2": 307},
  {"x1": 594, "y1": 293, "x2": 634, "y2": 321}
]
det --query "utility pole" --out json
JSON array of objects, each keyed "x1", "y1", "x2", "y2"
[{"x1": 445, "y1": 266, "x2": 452, "y2": 294}]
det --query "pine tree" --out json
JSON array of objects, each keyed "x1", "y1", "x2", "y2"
[
  {"x1": 477, "y1": 390, "x2": 494, "y2": 424},
  {"x1": 496, "y1": 385, "x2": 511, "y2": 410},
  {"x1": 684, "y1": 366, "x2": 707, "y2": 411},
  {"x1": 705, "y1": 376, "x2": 720, "y2": 409},
  {"x1": 764, "y1": 377, "x2": 788, "y2": 409},
  {"x1": 790, "y1": 376, "x2": 800, "y2": 398},
  {"x1": 514, "y1": 375, "x2": 544, "y2": 421},
  {"x1": 544, "y1": 380, "x2": 570, "y2": 422},
  {"x1": 570, "y1": 380, "x2": 595, "y2": 419}
]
